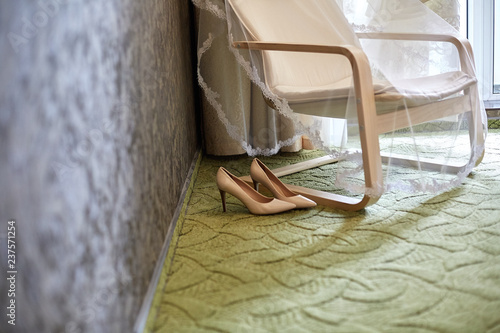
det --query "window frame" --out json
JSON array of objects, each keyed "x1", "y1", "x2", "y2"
[{"x1": 466, "y1": 0, "x2": 499, "y2": 105}]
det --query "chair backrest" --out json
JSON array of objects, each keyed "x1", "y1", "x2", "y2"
[{"x1": 226, "y1": 0, "x2": 359, "y2": 102}]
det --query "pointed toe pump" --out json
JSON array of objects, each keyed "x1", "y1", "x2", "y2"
[
  {"x1": 250, "y1": 158, "x2": 317, "y2": 209},
  {"x1": 216, "y1": 167, "x2": 296, "y2": 215}
]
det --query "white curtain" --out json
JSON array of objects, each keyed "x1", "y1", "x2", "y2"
[{"x1": 196, "y1": 1, "x2": 302, "y2": 155}]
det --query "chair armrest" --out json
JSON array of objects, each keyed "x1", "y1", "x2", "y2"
[
  {"x1": 232, "y1": 40, "x2": 382, "y2": 199},
  {"x1": 233, "y1": 41, "x2": 359, "y2": 57},
  {"x1": 356, "y1": 32, "x2": 476, "y2": 74},
  {"x1": 231, "y1": 41, "x2": 375, "y2": 104},
  {"x1": 232, "y1": 40, "x2": 375, "y2": 93}
]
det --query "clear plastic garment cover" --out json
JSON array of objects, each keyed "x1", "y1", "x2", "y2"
[{"x1": 194, "y1": 0, "x2": 487, "y2": 208}]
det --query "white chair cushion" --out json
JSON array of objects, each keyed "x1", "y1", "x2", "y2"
[{"x1": 228, "y1": 0, "x2": 476, "y2": 115}]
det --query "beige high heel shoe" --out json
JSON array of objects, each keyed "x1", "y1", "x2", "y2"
[
  {"x1": 250, "y1": 158, "x2": 317, "y2": 209},
  {"x1": 216, "y1": 167, "x2": 296, "y2": 215}
]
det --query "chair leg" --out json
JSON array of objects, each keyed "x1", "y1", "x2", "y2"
[
  {"x1": 255, "y1": 155, "x2": 345, "y2": 178},
  {"x1": 267, "y1": 183, "x2": 378, "y2": 211},
  {"x1": 382, "y1": 103, "x2": 485, "y2": 174},
  {"x1": 241, "y1": 172, "x2": 378, "y2": 211},
  {"x1": 239, "y1": 126, "x2": 384, "y2": 212},
  {"x1": 240, "y1": 97, "x2": 483, "y2": 211},
  {"x1": 379, "y1": 152, "x2": 464, "y2": 173},
  {"x1": 467, "y1": 98, "x2": 486, "y2": 167}
]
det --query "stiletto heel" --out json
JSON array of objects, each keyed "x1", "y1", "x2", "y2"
[
  {"x1": 253, "y1": 179, "x2": 259, "y2": 191},
  {"x1": 219, "y1": 189, "x2": 226, "y2": 212},
  {"x1": 250, "y1": 158, "x2": 317, "y2": 209},
  {"x1": 216, "y1": 167, "x2": 296, "y2": 215}
]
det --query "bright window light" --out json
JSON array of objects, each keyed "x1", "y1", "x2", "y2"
[{"x1": 465, "y1": 0, "x2": 499, "y2": 104}]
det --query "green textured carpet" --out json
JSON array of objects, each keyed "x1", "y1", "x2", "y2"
[
  {"x1": 146, "y1": 130, "x2": 500, "y2": 333},
  {"x1": 490, "y1": 119, "x2": 500, "y2": 129}
]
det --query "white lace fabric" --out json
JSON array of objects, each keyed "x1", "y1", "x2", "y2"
[{"x1": 194, "y1": 0, "x2": 487, "y2": 197}]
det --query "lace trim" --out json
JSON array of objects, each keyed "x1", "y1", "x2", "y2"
[
  {"x1": 197, "y1": 34, "x2": 250, "y2": 150},
  {"x1": 192, "y1": 0, "x2": 226, "y2": 20},
  {"x1": 226, "y1": 34, "x2": 330, "y2": 156},
  {"x1": 351, "y1": 23, "x2": 382, "y2": 33},
  {"x1": 198, "y1": 33, "x2": 319, "y2": 156}
]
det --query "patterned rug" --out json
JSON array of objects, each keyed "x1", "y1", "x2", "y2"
[{"x1": 146, "y1": 130, "x2": 500, "y2": 333}]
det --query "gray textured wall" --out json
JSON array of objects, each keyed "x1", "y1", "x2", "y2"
[{"x1": 0, "y1": 0, "x2": 198, "y2": 332}]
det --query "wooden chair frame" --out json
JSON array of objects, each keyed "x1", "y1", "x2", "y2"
[{"x1": 235, "y1": 33, "x2": 485, "y2": 211}]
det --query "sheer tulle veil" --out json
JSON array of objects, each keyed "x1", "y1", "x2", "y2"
[{"x1": 193, "y1": 0, "x2": 487, "y2": 198}]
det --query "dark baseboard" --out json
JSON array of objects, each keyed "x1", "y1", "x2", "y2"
[{"x1": 134, "y1": 148, "x2": 202, "y2": 333}]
